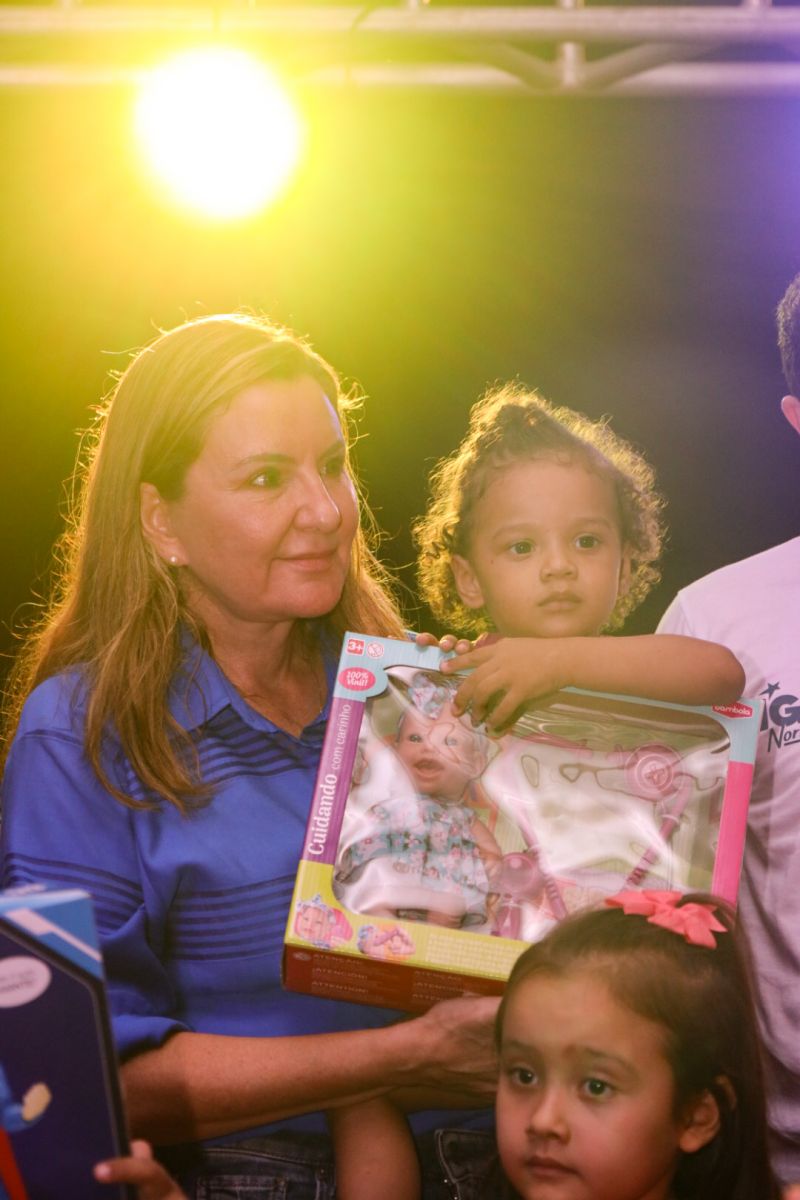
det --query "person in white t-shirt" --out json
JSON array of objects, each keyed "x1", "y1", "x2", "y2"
[{"x1": 657, "y1": 271, "x2": 800, "y2": 1187}]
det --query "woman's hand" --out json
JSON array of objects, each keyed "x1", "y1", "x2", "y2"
[
  {"x1": 398, "y1": 993, "x2": 501, "y2": 1104},
  {"x1": 94, "y1": 1141, "x2": 187, "y2": 1199},
  {"x1": 123, "y1": 994, "x2": 501, "y2": 1145}
]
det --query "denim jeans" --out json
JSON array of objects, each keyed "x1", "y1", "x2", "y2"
[{"x1": 164, "y1": 1127, "x2": 501, "y2": 1200}]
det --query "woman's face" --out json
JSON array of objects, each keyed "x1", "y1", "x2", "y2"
[{"x1": 145, "y1": 374, "x2": 358, "y2": 637}]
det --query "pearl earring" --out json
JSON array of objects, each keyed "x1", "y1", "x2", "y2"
[{"x1": 169, "y1": 555, "x2": 179, "y2": 566}]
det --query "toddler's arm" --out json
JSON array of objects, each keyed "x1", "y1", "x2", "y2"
[
  {"x1": 328, "y1": 1097, "x2": 421, "y2": 1200},
  {"x1": 436, "y1": 633, "x2": 745, "y2": 729},
  {"x1": 94, "y1": 1140, "x2": 188, "y2": 1199}
]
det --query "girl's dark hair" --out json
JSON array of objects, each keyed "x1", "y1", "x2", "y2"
[
  {"x1": 414, "y1": 383, "x2": 665, "y2": 634},
  {"x1": 496, "y1": 896, "x2": 779, "y2": 1200}
]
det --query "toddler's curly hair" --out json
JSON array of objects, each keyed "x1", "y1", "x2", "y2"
[{"x1": 413, "y1": 383, "x2": 665, "y2": 634}]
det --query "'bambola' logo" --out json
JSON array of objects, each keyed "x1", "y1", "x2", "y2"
[
  {"x1": 712, "y1": 702, "x2": 754, "y2": 719},
  {"x1": 760, "y1": 682, "x2": 800, "y2": 753}
]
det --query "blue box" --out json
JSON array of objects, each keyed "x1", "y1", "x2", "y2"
[{"x1": 0, "y1": 885, "x2": 132, "y2": 1199}]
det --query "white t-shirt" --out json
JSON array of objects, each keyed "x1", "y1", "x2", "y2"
[{"x1": 658, "y1": 536, "x2": 800, "y2": 1168}]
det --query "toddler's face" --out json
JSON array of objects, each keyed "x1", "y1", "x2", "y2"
[
  {"x1": 395, "y1": 708, "x2": 486, "y2": 801},
  {"x1": 496, "y1": 968, "x2": 692, "y2": 1200},
  {"x1": 452, "y1": 456, "x2": 631, "y2": 638}
]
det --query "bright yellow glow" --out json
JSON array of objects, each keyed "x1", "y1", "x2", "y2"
[{"x1": 135, "y1": 48, "x2": 303, "y2": 220}]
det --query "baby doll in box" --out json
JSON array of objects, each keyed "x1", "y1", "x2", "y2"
[
  {"x1": 333, "y1": 667, "x2": 726, "y2": 942},
  {"x1": 334, "y1": 668, "x2": 506, "y2": 931}
]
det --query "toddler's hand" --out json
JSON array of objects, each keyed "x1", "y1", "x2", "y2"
[
  {"x1": 414, "y1": 631, "x2": 474, "y2": 655},
  {"x1": 440, "y1": 637, "x2": 573, "y2": 730},
  {"x1": 94, "y1": 1140, "x2": 188, "y2": 1199}
]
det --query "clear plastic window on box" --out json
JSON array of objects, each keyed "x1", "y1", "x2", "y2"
[{"x1": 332, "y1": 666, "x2": 730, "y2": 943}]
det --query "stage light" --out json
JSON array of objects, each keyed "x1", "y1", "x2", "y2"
[{"x1": 134, "y1": 48, "x2": 303, "y2": 220}]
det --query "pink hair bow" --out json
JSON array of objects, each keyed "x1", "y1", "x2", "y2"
[{"x1": 606, "y1": 889, "x2": 727, "y2": 949}]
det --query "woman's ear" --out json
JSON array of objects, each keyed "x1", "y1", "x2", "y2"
[
  {"x1": 678, "y1": 1081, "x2": 729, "y2": 1154},
  {"x1": 451, "y1": 555, "x2": 485, "y2": 611},
  {"x1": 140, "y1": 482, "x2": 185, "y2": 566}
]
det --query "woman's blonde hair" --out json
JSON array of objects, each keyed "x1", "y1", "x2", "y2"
[
  {"x1": 1, "y1": 313, "x2": 404, "y2": 811},
  {"x1": 414, "y1": 383, "x2": 665, "y2": 634}
]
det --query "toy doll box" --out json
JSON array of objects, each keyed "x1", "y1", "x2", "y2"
[
  {"x1": 0, "y1": 884, "x2": 133, "y2": 1200},
  {"x1": 283, "y1": 633, "x2": 760, "y2": 1013}
]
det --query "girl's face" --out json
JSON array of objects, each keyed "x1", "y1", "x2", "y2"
[
  {"x1": 497, "y1": 969, "x2": 698, "y2": 1200},
  {"x1": 141, "y1": 375, "x2": 358, "y2": 642},
  {"x1": 452, "y1": 457, "x2": 631, "y2": 639}
]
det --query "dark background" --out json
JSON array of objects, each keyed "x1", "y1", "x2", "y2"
[{"x1": 2, "y1": 79, "x2": 799, "y2": 682}]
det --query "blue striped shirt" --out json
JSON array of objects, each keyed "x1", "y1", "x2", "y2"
[{"x1": 0, "y1": 642, "x2": 396, "y2": 1130}]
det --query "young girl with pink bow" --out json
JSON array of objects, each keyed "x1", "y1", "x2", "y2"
[
  {"x1": 493, "y1": 890, "x2": 779, "y2": 1200},
  {"x1": 94, "y1": 895, "x2": 779, "y2": 1200}
]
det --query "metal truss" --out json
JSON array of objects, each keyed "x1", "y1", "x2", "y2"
[{"x1": 2, "y1": 3, "x2": 800, "y2": 95}]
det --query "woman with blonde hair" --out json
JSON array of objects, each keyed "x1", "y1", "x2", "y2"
[{"x1": 0, "y1": 312, "x2": 499, "y2": 1198}]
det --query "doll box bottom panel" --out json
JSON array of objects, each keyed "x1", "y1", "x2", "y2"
[
  {"x1": 283, "y1": 862, "x2": 527, "y2": 1012},
  {"x1": 282, "y1": 941, "x2": 517, "y2": 1012}
]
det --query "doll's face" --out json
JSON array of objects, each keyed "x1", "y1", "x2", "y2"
[
  {"x1": 394, "y1": 708, "x2": 487, "y2": 802},
  {"x1": 295, "y1": 904, "x2": 331, "y2": 943}
]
